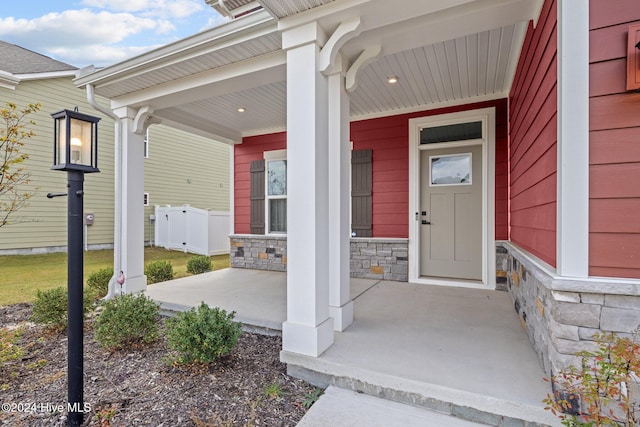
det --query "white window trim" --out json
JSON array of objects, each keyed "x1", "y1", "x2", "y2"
[{"x1": 264, "y1": 149, "x2": 287, "y2": 234}]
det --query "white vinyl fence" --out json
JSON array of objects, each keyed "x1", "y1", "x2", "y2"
[{"x1": 154, "y1": 205, "x2": 230, "y2": 256}]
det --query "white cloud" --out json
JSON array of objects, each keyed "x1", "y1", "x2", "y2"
[
  {"x1": 0, "y1": 10, "x2": 158, "y2": 47},
  {"x1": 0, "y1": 1, "x2": 222, "y2": 67},
  {"x1": 81, "y1": 0, "x2": 203, "y2": 19}
]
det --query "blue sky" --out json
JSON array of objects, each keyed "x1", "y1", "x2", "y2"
[{"x1": 0, "y1": 0, "x2": 227, "y2": 68}]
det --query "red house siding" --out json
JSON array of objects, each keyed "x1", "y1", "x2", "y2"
[
  {"x1": 234, "y1": 132, "x2": 286, "y2": 234},
  {"x1": 508, "y1": 0, "x2": 558, "y2": 267},
  {"x1": 589, "y1": 0, "x2": 640, "y2": 278},
  {"x1": 234, "y1": 100, "x2": 508, "y2": 240}
]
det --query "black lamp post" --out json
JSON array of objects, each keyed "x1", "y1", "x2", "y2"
[{"x1": 49, "y1": 108, "x2": 100, "y2": 427}]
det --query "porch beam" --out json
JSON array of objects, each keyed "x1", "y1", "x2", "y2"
[
  {"x1": 281, "y1": 21, "x2": 334, "y2": 357},
  {"x1": 557, "y1": 0, "x2": 589, "y2": 278},
  {"x1": 113, "y1": 106, "x2": 147, "y2": 293}
]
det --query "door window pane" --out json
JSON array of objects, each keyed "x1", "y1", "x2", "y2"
[{"x1": 430, "y1": 153, "x2": 472, "y2": 185}]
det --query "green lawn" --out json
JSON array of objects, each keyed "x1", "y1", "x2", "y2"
[{"x1": 0, "y1": 248, "x2": 229, "y2": 306}]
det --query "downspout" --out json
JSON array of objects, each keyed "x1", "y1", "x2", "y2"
[{"x1": 86, "y1": 84, "x2": 122, "y2": 300}]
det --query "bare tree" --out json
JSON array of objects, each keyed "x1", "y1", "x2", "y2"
[{"x1": 0, "y1": 102, "x2": 41, "y2": 227}]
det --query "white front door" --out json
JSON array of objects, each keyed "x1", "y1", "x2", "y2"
[
  {"x1": 408, "y1": 107, "x2": 496, "y2": 289},
  {"x1": 420, "y1": 144, "x2": 482, "y2": 280}
]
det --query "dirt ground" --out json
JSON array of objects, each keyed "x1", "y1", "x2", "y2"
[{"x1": 1, "y1": 303, "x2": 319, "y2": 426}]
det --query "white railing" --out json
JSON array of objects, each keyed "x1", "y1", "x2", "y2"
[{"x1": 154, "y1": 205, "x2": 230, "y2": 256}]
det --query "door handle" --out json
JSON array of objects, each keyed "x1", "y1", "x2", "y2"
[{"x1": 422, "y1": 220, "x2": 431, "y2": 225}]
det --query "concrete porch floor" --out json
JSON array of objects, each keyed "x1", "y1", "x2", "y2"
[{"x1": 145, "y1": 268, "x2": 560, "y2": 426}]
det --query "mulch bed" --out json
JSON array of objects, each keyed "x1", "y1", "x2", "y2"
[{"x1": 1, "y1": 303, "x2": 317, "y2": 426}]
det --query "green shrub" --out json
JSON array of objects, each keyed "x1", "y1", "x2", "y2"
[
  {"x1": 86, "y1": 267, "x2": 113, "y2": 299},
  {"x1": 166, "y1": 302, "x2": 242, "y2": 364},
  {"x1": 31, "y1": 287, "x2": 94, "y2": 331},
  {"x1": 144, "y1": 260, "x2": 174, "y2": 284},
  {"x1": 95, "y1": 294, "x2": 159, "y2": 350},
  {"x1": 186, "y1": 255, "x2": 212, "y2": 275}
]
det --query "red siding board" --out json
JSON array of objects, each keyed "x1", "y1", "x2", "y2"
[
  {"x1": 590, "y1": 128, "x2": 640, "y2": 165},
  {"x1": 510, "y1": 174, "x2": 557, "y2": 211},
  {"x1": 590, "y1": 92, "x2": 640, "y2": 131},
  {"x1": 590, "y1": 163, "x2": 640, "y2": 199},
  {"x1": 590, "y1": 24, "x2": 631, "y2": 63},
  {"x1": 511, "y1": 111, "x2": 557, "y2": 183},
  {"x1": 508, "y1": 0, "x2": 558, "y2": 267},
  {"x1": 510, "y1": 226, "x2": 556, "y2": 266},
  {"x1": 591, "y1": 267, "x2": 640, "y2": 278},
  {"x1": 590, "y1": 0, "x2": 640, "y2": 30},
  {"x1": 589, "y1": 11, "x2": 640, "y2": 278},
  {"x1": 590, "y1": 234, "x2": 640, "y2": 270},
  {"x1": 590, "y1": 59, "x2": 628, "y2": 97},
  {"x1": 591, "y1": 199, "x2": 640, "y2": 233}
]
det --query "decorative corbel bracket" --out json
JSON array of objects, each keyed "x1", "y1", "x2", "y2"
[
  {"x1": 133, "y1": 105, "x2": 161, "y2": 135},
  {"x1": 319, "y1": 17, "x2": 362, "y2": 75},
  {"x1": 346, "y1": 45, "x2": 382, "y2": 93}
]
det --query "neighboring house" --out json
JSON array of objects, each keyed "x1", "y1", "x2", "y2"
[
  {"x1": 74, "y1": 0, "x2": 640, "y2": 382},
  {"x1": 0, "y1": 41, "x2": 231, "y2": 255}
]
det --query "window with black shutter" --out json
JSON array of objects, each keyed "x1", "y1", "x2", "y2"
[{"x1": 351, "y1": 149, "x2": 372, "y2": 237}]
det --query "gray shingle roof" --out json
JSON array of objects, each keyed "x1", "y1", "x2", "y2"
[{"x1": 0, "y1": 40, "x2": 77, "y2": 74}]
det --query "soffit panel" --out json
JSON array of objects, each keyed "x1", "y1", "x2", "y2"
[
  {"x1": 350, "y1": 25, "x2": 519, "y2": 117},
  {"x1": 93, "y1": 32, "x2": 282, "y2": 99},
  {"x1": 258, "y1": 0, "x2": 335, "y2": 18}
]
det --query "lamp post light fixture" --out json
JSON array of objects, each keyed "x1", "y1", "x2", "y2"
[{"x1": 49, "y1": 107, "x2": 100, "y2": 427}]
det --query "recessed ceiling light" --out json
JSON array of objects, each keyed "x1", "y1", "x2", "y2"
[
  {"x1": 237, "y1": 107, "x2": 246, "y2": 113},
  {"x1": 387, "y1": 76, "x2": 399, "y2": 84}
]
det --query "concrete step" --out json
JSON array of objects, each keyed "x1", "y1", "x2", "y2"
[
  {"x1": 298, "y1": 386, "x2": 490, "y2": 427},
  {"x1": 282, "y1": 351, "x2": 562, "y2": 427}
]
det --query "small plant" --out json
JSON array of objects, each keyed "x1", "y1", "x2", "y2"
[
  {"x1": 302, "y1": 388, "x2": 324, "y2": 409},
  {"x1": 31, "y1": 287, "x2": 93, "y2": 331},
  {"x1": 145, "y1": 260, "x2": 174, "y2": 284},
  {"x1": 0, "y1": 326, "x2": 24, "y2": 365},
  {"x1": 543, "y1": 331, "x2": 640, "y2": 426},
  {"x1": 95, "y1": 293, "x2": 160, "y2": 350},
  {"x1": 187, "y1": 255, "x2": 212, "y2": 275},
  {"x1": 166, "y1": 302, "x2": 242, "y2": 364},
  {"x1": 264, "y1": 382, "x2": 282, "y2": 400},
  {"x1": 94, "y1": 405, "x2": 117, "y2": 427},
  {"x1": 87, "y1": 267, "x2": 113, "y2": 299}
]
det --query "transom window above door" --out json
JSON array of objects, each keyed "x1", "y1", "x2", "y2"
[{"x1": 420, "y1": 121, "x2": 482, "y2": 145}]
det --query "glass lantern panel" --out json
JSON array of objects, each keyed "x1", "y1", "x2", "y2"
[
  {"x1": 56, "y1": 117, "x2": 67, "y2": 165},
  {"x1": 69, "y1": 118, "x2": 93, "y2": 165}
]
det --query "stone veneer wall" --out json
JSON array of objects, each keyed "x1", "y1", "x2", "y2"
[
  {"x1": 230, "y1": 235, "x2": 287, "y2": 271},
  {"x1": 349, "y1": 238, "x2": 408, "y2": 281},
  {"x1": 497, "y1": 241, "x2": 640, "y2": 376},
  {"x1": 229, "y1": 235, "x2": 408, "y2": 282}
]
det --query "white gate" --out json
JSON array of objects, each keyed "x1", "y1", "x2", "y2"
[{"x1": 154, "y1": 205, "x2": 230, "y2": 256}]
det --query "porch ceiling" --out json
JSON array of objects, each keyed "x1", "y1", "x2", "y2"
[{"x1": 75, "y1": 0, "x2": 541, "y2": 144}]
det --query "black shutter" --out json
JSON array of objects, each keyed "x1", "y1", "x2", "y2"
[
  {"x1": 351, "y1": 149, "x2": 372, "y2": 237},
  {"x1": 250, "y1": 159, "x2": 265, "y2": 234}
]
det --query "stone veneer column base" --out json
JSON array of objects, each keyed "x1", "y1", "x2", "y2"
[{"x1": 496, "y1": 241, "x2": 640, "y2": 377}]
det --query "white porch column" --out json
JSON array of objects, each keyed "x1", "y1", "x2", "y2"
[
  {"x1": 113, "y1": 107, "x2": 147, "y2": 293},
  {"x1": 327, "y1": 55, "x2": 353, "y2": 331},
  {"x1": 557, "y1": 0, "x2": 589, "y2": 277},
  {"x1": 281, "y1": 22, "x2": 334, "y2": 357}
]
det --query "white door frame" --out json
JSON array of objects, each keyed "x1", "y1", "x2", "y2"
[{"x1": 408, "y1": 107, "x2": 496, "y2": 289}]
